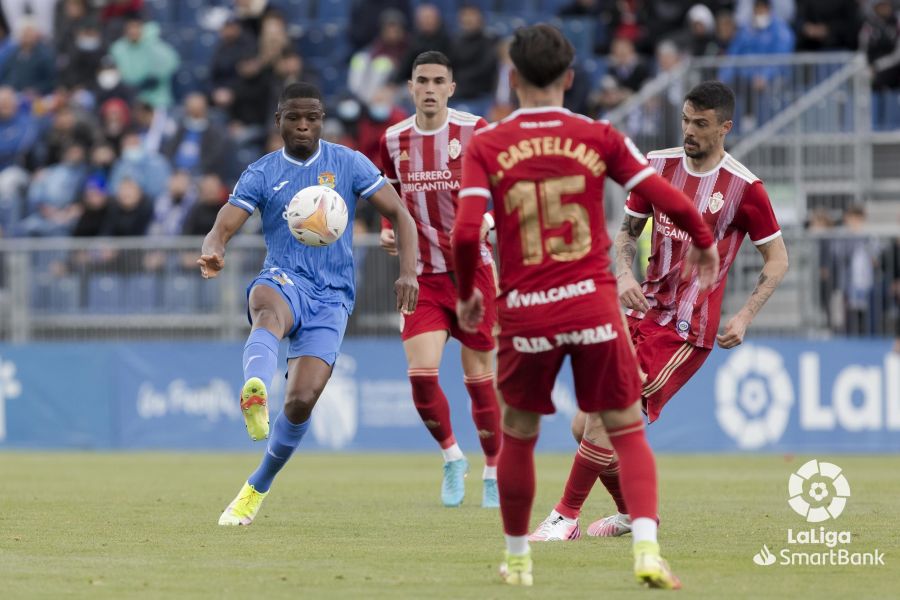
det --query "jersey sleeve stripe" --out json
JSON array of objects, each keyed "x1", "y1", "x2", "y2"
[
  {"x1": 482, "y1": 211, "x2": 495, "y2": 230},
  {"x1": 386, "y1": 176, "x2": 399, "y2": 183},
  {"x1": 459, "y1": 187, "x2": 492, "y2": 199},
  {"x1": 751, "y1": 230, "x2": 782, "y2": 246},
  {"x1": 624, "y1": 206, "x2": 652, "y2": 219},
  {"x1": 360, "y1": 176, "x2": 385, "y2": 198},
  {"x1": 229, "y1": 197, "x2": 254, "y2": 213},
  {"x1": 622, "y1": 166, "x2": 656, "y2": 192}
]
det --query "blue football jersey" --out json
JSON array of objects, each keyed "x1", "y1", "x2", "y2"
[{"x1": 228, "y1": 141, "x2": 385, "y2": 311}]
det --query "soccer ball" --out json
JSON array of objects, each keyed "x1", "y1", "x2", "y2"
[{"x1": 283, "y1": 185, "x2": 349, "y2": 246}]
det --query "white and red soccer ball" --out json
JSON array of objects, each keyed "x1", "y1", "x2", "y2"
[{"x1": 284, "y1": 185, "x2": 349, "y2": 246}]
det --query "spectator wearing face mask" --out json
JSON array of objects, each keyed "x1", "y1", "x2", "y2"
[
  {"x1": 93, "y1": 55, "x2": 134, "y2": 106},
  {"x1": 58, "y1": 18, "x2": 106, "y2": 91},
  {"x1": 162, "y1": 92, "x2": 235, "y2": 182},
  {"x1": 356, "y1": 86, "x2": 407, "y2": 170},
  {"x1": 108, "y1": 130, "x2": 171, "y2": 200}
]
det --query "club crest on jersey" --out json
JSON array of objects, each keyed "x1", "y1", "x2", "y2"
[
  {"x1": 448, "y1": 138, "x2": 461, "y2": 160},
  {"x1": 318, "y1": 171, "x2": 336, "y2": 188},
  {"x1": 708, "y1": 191, "x2": 724, "y2": 214},
  {"x1": 398, "y1": 149, "x2": 410, "y2": 161}
]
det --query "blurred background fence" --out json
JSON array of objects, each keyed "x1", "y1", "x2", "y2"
[{"x1": 2, "y1": 227, "x2": 898, "y2": 343}]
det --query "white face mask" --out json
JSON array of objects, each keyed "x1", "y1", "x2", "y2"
[
  {"x1": 98, "y1": 70, "x2": 120, "y2": 90},
  {"x1": 123, "y1": 147, "x2": 143, "y2": 161},
  {"x1": 368, "y1": 104, "x2": 392, "y2": 121},
  {"x1": 753, "y1": 13, "x2": 772, "y2": 29},
  {"x1": 76, "y1": 36, "x2": 102, "y2": 51}
]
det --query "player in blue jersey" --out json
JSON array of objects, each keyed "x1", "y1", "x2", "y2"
[{"x1": 199, "y1": 83, "x2": 419, "y2": 526}]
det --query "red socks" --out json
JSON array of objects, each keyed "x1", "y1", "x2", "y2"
[
  {"x1": 408, "y1": 369, "x2": 454, "y2": 447},
  {"x1": 464, "y1": 373, "x2": 501, "y2": 466},
  {"x1": 498, "y1": 430, "x2": 538, "y2": 536},
  {"x1": 606, "y1": 421, "x2": 658, "y2": 521},
  {"x1": 599, "y1": 460, "x2": 629, "y2": 514},
  {"x1": 555, "y1": 439, "x2": 613, "y2": 519}
]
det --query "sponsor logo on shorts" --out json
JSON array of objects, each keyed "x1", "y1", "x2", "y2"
[
  {"x1": 506, "y1": 279, "x2": 596, "y2": 309},
  {"x1": 512, "y1": 324, "x2": 617, "y2": 354}
]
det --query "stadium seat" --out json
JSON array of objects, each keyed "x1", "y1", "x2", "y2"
[
  {"x1": 162, "y1": 274, "x2": 201, "y2": 313},
  {"x1": 30, "y1": 274, "x2": 80, "y2": 314},
  {"x1": 145, "y1": 0, "x2": 174, "y2": 25},
  {"x1": 316, "y1": 0, "x2": 350, "y2": 23},
  {"x1": 274, "y1": 0, "x2": 314, "y2": 22},
  {"x1": 122, "y1": 274, "x2": 161, "y2": 314},
  {"x1": 449, "y1": 97, "x2": 493, "y2": 117},
  {"x1": 556, "y1": 17, "x2": 594, "y2": 60},
  {"x1": 198, "y1": 277, "x2": 221, "y2": 311},
  {"x1": 86, "y1": 275, "x2": 124, "y2": 315}
]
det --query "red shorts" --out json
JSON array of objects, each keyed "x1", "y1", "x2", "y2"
[
  {"x1": 400, "y1": 265, "x2": 496, "y2": 351},
  {"x1": 627, "y1": 316, "x2": 711, "y2": 423},
  {"x1": 496, "y1": 308, "x2": 641, "y2": 415}
]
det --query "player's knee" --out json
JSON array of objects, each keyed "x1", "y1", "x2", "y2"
[
  {"x1": 283, "y1": 387, "x2": 322, "y2": 422},
  {"x1": 570, "y1": 410, "x2": 587, "y2": 443},
  {"x1": 250, "y1": 307, "x2": 285, "y2": 333}
]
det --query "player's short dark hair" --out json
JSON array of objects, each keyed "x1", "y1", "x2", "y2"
[
  {"x1": 684, "y1": 81, "x2": 735, "y2": 123},
  {"x1": 509, "y1": 24, "x2": 574, "y2": 88},
  {"x1": 411, "y1": 51, "x2": 453, "y2": 77},
  {"x1": 278, "y1": 82, "x2": 323, "y2": 109}
]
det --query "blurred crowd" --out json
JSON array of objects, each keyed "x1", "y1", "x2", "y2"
[{"x1": 0, "y1": 0, "x2": 897, "y2": 336}]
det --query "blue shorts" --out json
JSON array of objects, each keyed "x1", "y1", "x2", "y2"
[{"x1": 247, "y1": 267, "x2": 349, "y2": 366}]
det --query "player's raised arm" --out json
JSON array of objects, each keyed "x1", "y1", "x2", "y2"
[
  {"x1": 369, "y1": 183, "x2": 419, "y2": 314},
  {"x1": 198, "y1": 203, "x2": 251, "y2": 279}
]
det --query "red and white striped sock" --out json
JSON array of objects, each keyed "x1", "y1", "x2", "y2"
[{"x1": 555, "y1": 439, "x2": 614, "y2": 520}]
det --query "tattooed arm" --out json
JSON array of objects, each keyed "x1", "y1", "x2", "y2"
[
  {"x1": 614, "y1": 213, "x2": 650, "y2": 312},
  {"x1": 716, "y1": 236, "x2": 789, "y2": 349}
]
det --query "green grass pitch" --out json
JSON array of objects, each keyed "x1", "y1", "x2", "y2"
[{"x1": 2, "y1": 453, "x2": 898, "y2": 599}]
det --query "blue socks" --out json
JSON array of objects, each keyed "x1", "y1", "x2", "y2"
[
  {"x1": 248, "y1": 412, "x2": 310, "y2": 493},
  {"x1": 242, "y1": 328, "x2": 279, "y2": 387}
]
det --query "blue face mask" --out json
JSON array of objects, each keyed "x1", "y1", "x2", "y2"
[
  {"x1": 368, "y1": 104, "x2": 392, "y2": 122},
  {"x1": 336, "y1": 99, "x2": 361, "y2": 121}
]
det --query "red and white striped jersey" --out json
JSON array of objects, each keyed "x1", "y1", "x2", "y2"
[
  {"x1": 625, "y1": 147, "x2": 781, "y2": 349},
  {"x1": 380, "y1": 108, "x2": 493, "y2": 275}
]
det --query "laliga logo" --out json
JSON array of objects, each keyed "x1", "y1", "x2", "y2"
[
  {"x1": 715, "y1": 345, "x2": 793, "y2": 449},
  {"x1": 788, "y1": 459, "x2": 850, "y2": 523}
]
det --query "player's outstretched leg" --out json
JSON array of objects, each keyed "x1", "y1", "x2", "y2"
[
  {"x1": 241, "y1": 328, "x2": 280, "y2": 440},
  {"x1": 497, "y1": 407, "x2": 540, "y2": 586},
  {"x1": 409, "y1": 366, "x2": 468, "y2": 507},
  {"x1": 463, "y1": 370, "x2": 501, "y2": 509},
  {"x1": 218, "y1": 412, "x2": 310, "y2": 525},
  {"x1": 603, "y1": 413, "x2": 681, "y2": 590}
]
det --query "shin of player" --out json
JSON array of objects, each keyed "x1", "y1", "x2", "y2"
[
  {"x1": 453, "y1": 25, "x2": 719, "y2": 588},
  {"x1": 201, "y1": 83, "x2": 419, "y2": 526},
  {"x1": 379, "y1": 51, "x2": 501, "y2": 508}
]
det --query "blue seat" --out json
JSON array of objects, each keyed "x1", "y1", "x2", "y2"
[
  {"x1": 86, "y1": 275, "x2": 123, "y2": 314},
  {"x1": 145, "y1": 0, "x2": 174, "y2": 25},
  {"x1": 317, "y1": 0, "x2": 350, "y2": 22},
  {"x1": 557, "y1": 17, "x2": 594, "y2": 60},
  {"x1": 275, "y1": 0, "x2": 314, "y2": 22},
  {"x1": 162, "y1": 274, "x2": 201, "y2": 313},
  {"x1": 31, "y1": 274, "x2": 80, "y2": 314},
  {"x1": 198, "y1": 276, "x2": 221, "y2": 311},
  {"x1": 122, "y1": 274, "x2": 161, "y2": 313},
  {"x1": 449, "y1": 96, "x2": 492, "y2": 117}
]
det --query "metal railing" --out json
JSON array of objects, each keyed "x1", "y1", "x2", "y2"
[
  {"x1": 1, "y1": 231, "x2": 897, "y2": 341},
  {"x1": 604, "y1": 52, "x2": 900, "y2": 229}
]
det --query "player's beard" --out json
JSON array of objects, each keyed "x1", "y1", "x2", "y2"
[{"x1": 683, "y1": 137, "x2": 705, "y2": 160}]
